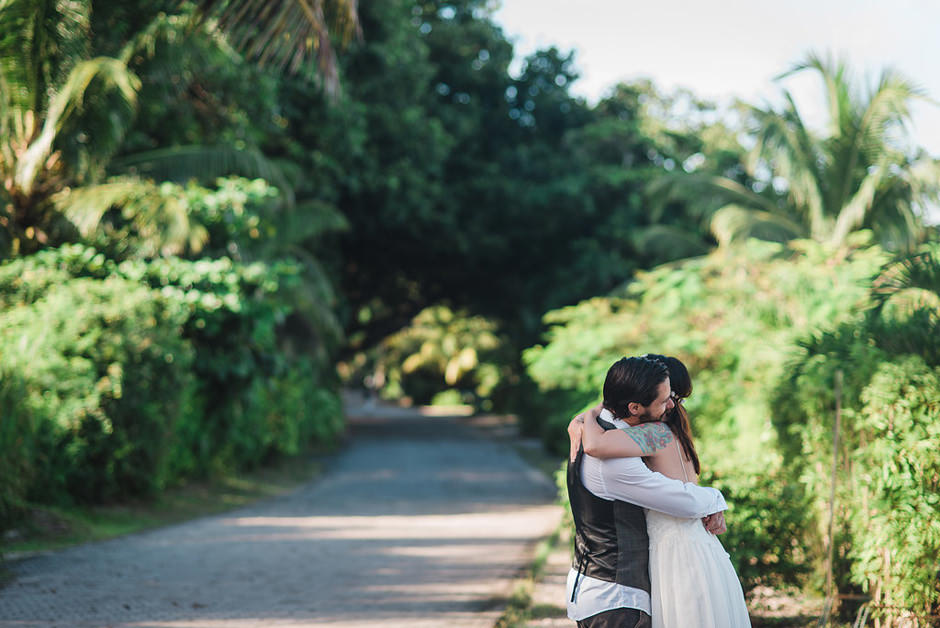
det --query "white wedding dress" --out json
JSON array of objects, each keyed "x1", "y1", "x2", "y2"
[{"x1": 646, "y1": 441, "x2": 751, "y2": 628}]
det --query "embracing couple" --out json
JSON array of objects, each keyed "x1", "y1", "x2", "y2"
[{"x1": 565, "y1": 355, "x2": 750, "y2": 628}]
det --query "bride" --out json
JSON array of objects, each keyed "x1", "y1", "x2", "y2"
[{"x1": 568, "y1": 354, "x2": 751, "y2": 628}]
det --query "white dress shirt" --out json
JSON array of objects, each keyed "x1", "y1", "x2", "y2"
[{"x1": 567, "y1": 410, "x2": 728, "y2": 621}]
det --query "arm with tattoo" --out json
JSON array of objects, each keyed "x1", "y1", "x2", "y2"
[
  {"x1": 580, "y1": 408, "x2": 674, "y2": 459},
  {"x1": 622, "y1": 422, "x2": 674, "y2": 455}
]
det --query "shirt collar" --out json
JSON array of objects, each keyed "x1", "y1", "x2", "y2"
[{"x1": 599, "y1": 408, "x2": 630, "y2": 429}]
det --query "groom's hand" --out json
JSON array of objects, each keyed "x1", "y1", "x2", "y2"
[{"x1": 702, "y1": 512, "x2": 727, "y2": 535}]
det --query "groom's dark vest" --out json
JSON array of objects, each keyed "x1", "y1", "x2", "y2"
[{"x1": 567, "y1": 419, "x2": 650, "y2": 600}]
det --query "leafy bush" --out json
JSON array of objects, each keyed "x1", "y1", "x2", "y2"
[
  {"x1": 118, "y1": 254, "x2": 342, "y2": 472},
  {"x1": 0, "y1": 372, "x2": 36, "y2": 524},
  {"x1": 774, "y1": 345, "x2": 940, "y2": 624},
  {"x1": 524, "y1": 237, "x2": 886, "y2": 462},
  {"x1": 0, "y1": 276, "x2": 196, "y2": 506},
  {"x1": 849, "y1": 358, "x2": 940, "y2": 623},
  {"x1": 525, "y1": 238, "x2": 893, "y2": 594},
  {"x1": 701, "y1": 467, "x2": 811, "y2": 593},
  {"x1": 346, "y1": 304, "x2": 518, "y2": 411},
  {"x1": 0, "y1": 244, "x2": 344, "y2": 525}
]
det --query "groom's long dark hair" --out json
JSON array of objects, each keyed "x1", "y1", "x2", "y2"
[
  {"x1": 645, "y1": 354, "x2": 701, "y2": 475},
  {"x1": 602, "y1": 356, "x2": 668, "y2": 419}
]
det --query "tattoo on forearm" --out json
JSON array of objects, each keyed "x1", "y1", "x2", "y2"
[{"x1": 624, "y1": 423, "x2": 674, "y2": 454}]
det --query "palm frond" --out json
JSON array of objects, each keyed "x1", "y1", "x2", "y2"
[
  {"x1": 280, "y1": 243, "x2": 344, "y2": 351},
  {"x1": 649, "y1": 172, "x2": 781, "y2": 216},
  {"x1": 749, "y1": 102, "x2": 827, "y2": 237},
  {"x1": 52, "y1": 179, "x2": 143, "y2": 234},
  {"x1": 0, "y1": 0, "x2": 91, "y2": 113},
  {"x1": 829, "y1": 158, "x2": 889, "y2": 246},
  {"x1": 836, "y1": 69, "x2": 924, "y2": 210},
  {"x1": 197, "y1": 0, "x2": 361, "y2": 93},
  {"x1": 110, "y1": 145, "x2": 294, "y2": 205},
  {"x1": 630, "y1": 224, "x2": 711, "y2": 265},
  {"x1": 118, "y1": 10, "x2": 204, "y2": 65},
  {"x1": 277, "y1": 199, "x2": 348, "y2": 242},
  {"x1": 857, "y1": 69, "x2": 929, "y2": 159},
  {"x1": 777, "y1": 52, "x2": 852, "y2": 139},
  {"x1": 872, "y1": 247, "x2": 940, "y2": 316},
  {"x1": 52, "y1": 177, "x2": 208, "y2": 256},
  {"x1": 906, "y1": 155, "x2": 940, "y2": 213},
  {"x1": 861, "y1": 162, "x2": 932, "y2": 251},
  {"x1": 710, "y1": 203, "x2": 806, "y2": 247},
  {"x1": 14, "y1": 57, "x2": 139, "y2": 194}
]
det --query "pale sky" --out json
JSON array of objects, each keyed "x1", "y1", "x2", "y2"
[{"x1": 491, "y1": 0, "x2": 940, "y2": 158}]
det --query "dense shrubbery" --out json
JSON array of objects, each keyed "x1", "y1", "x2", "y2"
[
  {"x1": 700, "y1": 468, "x2": 811, "y2": 592},
  {"x1": 524, "y1": 237, "x2": 886, "y2": 459},
  {"x1": 0, "y1": 245, "x2": 343, "y2": 523},
  {"x1": 524, "y1": 237, "x2": 940, "y2": 613},
  {"x1": 771, "y1": 252, "x2": 940, "y2": 624},
  {"x1": 0, "y1": 273, "x2": 197, "y2": 507},
  {"x1": 850, "y1": 359, "x2": 940, "y2": 623}
]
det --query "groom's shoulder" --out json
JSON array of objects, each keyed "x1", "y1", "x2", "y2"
[{"x1": 581, "y1": 452, "x2": 646, "y2": 497}]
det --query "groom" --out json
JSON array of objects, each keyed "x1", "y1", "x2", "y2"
[{"x1": 566, "y1": 356, "x2": 727, "y2": 627}]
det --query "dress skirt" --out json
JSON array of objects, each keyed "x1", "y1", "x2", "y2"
[{"x1": 646, "y1": 510, "x2": 751, "y2": 628}]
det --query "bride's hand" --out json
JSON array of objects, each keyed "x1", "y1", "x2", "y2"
[
  {"x1": 567, "y1": 418, "x2": 584, "y2": 463},
  {"x1": 568, "y1": 403, "x2": 603, "y2": 462}
]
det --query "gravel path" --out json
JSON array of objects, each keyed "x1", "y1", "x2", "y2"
[{"x1": 0, "y1": 403, "x2": 563, "y2": 627}]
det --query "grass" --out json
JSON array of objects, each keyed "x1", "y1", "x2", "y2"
[
  {"x1": 494, "y1": 523, "x2": 568, "y2": 628},
  {"x1": 492, "y1": 430, "x2": 570, "y2": 628},
  {"x1": 0, "y1": 454, "x2": 324, "y2": 559}
]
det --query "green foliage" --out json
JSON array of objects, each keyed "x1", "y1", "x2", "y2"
[
  {"x1": 4, "y1": 2, "x2": 938, "y2": 609},
  {"x1": 198, "y1": 0, "x2": 360, "y2": 87},
  {"x1": 0, "y1": 274, "x2": 196, "y2": 506},
  {"x1": 54, "y1": 178, "x2": 209, "y2": 258},
  {"x1": 774, "y1": 351, "x2": 940, "y2": 623},
  {"x1": 701, "y1": 467, "x2": 811, "y2": 593},
  {"x1": 0, "y1": 244, "x2": 343, "y2": 526},
  {"x1": 330, "y1": 1, "x2": 675, "y2": 353},
  {"x1": 355, "y1": 304, "x2": 516, "y2": 409},
  {"x1": 99, "y1": 248, "x2": 342, "y2": 471},
  {"x1": 525, "y1": 238, "x2": 887, "y2": 460},
  {"x1": 771, "y1": 255, "x2": 940, "y2": 623},
  {"x1": 0, "y1": 0, "x2": 141, "y2": 256},
  {"x1": 525, "y1": 237, "x2": 895, "y2": 591},
  {"x1": 661, "y1": 54, "x2": 940, "y2": 251},
  {"x1": 849, "y1": 358, "x2": 940, "y2": 622}
]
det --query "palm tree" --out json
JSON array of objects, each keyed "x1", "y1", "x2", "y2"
[
  {"x1": 0, "y1": 0, "x2": 140, "y2": 255},
  {"x1": 865, "y1": 245, "x2": 940, "y2": 365},
  {"x1": 0, "y1": 0, "x2": 359, "y2": 258},
  {"x1": 873, "y1": 246, "x2": 940, "y2": 315},
  {"x1": 665, "y1": 53, "x2": 940, "y2": 250},
  {"x1": 198, "y1": 0, "x2": 361, "y2": 93}
]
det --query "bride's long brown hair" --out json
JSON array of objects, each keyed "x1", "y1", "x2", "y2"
[{"x1": 645, "y1": 354, "x2": 701, "y2": 475}]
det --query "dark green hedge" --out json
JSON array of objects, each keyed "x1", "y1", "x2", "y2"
[
  {"x1": 0, "y1": 276, "x2": 197, "y2": 507},
  {"x1": 0, "y1": 246, "x2": 343, "y2": 523}
]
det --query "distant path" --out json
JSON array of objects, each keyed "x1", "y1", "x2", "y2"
[{"x1": 0, "y1": 398, "x2": 562, "y2": 627}]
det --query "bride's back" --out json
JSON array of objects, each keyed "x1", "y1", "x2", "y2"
[{"x1": 646, "y1": 433, "x2": 698, "y2": 484}]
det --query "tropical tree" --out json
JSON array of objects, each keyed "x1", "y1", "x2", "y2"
[
  {"x1": 582, "y1": 81, "x2": 752, "y2": 266},
  {"x1": 663, "y1": 53, "x2": 940, "y2": 250},
  {"x1": 869, "y1": 245, "x2": 940, "y2": 363},
  {"x1": 0, "y1": 0, "x2": 359, "y2": 259},
  {"x1": 0, "y1": 0, "x2": 140, "y2": 255},
  {"x1": 197, "y1": 0, "x2": 361, "y2": 94}
]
